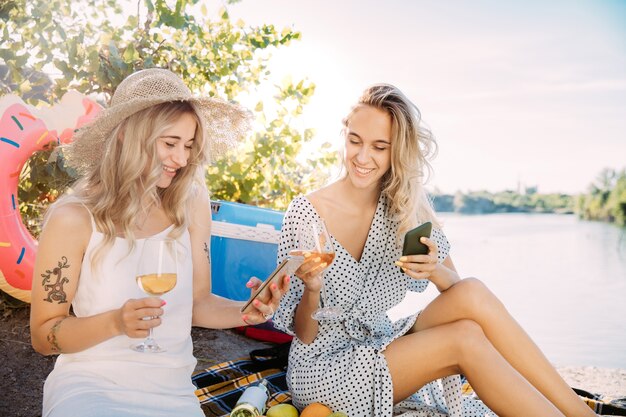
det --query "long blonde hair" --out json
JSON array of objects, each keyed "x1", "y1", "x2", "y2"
[
  {"x1": 52, "y1": 101, "x2": 208, "y2": 268},
  {"x1": 344, "y1": 84, "x2": 440, "y2": 242}
]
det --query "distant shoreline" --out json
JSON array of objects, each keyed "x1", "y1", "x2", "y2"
[
  {"x1": 436, "y1": 210, "x2": 575, "y2": 215},
  {"x1": 431, "y1": 191, "x2": 575, "y2": 215}
]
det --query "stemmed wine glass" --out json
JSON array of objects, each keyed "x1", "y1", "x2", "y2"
[
  {"x1": 295, "y1": 219, "x2": 342, "y2": 320},
  {"x1": 131, "y1": 237, "x2": 178, "y2": 353}
]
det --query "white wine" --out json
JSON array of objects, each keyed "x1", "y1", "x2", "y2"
[
  {"x1": 136, "y1": 273, "x2": 177, "y2": 296},
  {"x1": 307, "y1": 251, "x2": 335, "y2": 265}
]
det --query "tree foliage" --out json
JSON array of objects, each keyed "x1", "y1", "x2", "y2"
[
  {"x1": 1, "y1": 0, "x2": 337, "y2": 235},
  {"x1": 576, "y1": 168, "x2": 626, "y2": 226},
  {"x1": 432, "y1": 189, "x2": 575, "y2": 214},
  {"x1": 432, "y1": 169, "x2": 626, "y2": 227},
  {"x1": 208, "y1": 78, "x2": 337, "y2": 209}
]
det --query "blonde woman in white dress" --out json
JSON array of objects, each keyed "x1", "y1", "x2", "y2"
[{"x1": 30, "y1": 68, "x2": 288, "y2": 417}]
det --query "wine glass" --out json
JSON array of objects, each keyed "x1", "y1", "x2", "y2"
[
  {"x1": 131, "y1": 237, "x2": 178, "y2": 353},
  {"x1": 295, "y1": 219, "x2": 342, "y2": 320}
]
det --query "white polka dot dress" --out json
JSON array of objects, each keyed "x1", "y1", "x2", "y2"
[{"x1": 273, "y1": 195, "x2": 496, "y2": 416}]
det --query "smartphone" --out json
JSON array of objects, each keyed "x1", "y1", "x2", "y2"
[
  {"x1": 240, "y1": 255, "x2": 304, "y2": 315},
  {"x1": 402, "y1": 222, "x2": 432, "y2": 257}
]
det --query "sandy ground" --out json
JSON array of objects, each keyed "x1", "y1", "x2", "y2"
[
  {"x1": 557, "y1": 366, "x2": 626, "y2": 399},
  {"x1": 1, "y1": 305, "x2": 624, "y2": 417}
]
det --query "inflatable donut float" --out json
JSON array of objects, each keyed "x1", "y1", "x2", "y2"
[{"x1": 0, "y1": 92, "x2": 102, "y2": 302}]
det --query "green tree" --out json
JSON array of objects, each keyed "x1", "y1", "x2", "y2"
[
  {"x1": 1, "y1": 0, "x2": 337, "y2": 235},
  {"x1": 576, "y1": 167, "x2": 626, "y2": 226},
  {"x1": 207, "y1": 78, "x2": 337, "y2": 209},
  {"x1": 442, "y1": 189, "x2": 574, "y2": 214},
  {"x1": 605, "y1": 170, "x2": 626, "y2": 226},
  {"x1": 453, "y1": 191, "x2": 496, "y2": 214}
]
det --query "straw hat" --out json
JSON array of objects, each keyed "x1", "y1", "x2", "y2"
[{"x1": 62, "y1": 68, "x2": 252, "y2": 174}]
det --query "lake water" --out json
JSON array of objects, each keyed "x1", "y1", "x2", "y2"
[{"x1": 389, "y1": 213, "x2": 626, "y2": 369}]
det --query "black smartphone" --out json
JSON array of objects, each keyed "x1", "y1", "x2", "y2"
[
  {"x1": 240, "y1": 255, "x2": 304, "y2": 315},
  {"x1": 402, "y1": 221, "x2": 432, "y2": 257}
]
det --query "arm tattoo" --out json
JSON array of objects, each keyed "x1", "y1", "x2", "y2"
[
  {"x1": 41, "y1": 256, "x2": 70, "y2": 304},
  {"x1": 47, "y1": 316, "x2": 69, "y2": 353},
  {"x1": 203, "y1": 242, "x2": 211, "y2": 265}
]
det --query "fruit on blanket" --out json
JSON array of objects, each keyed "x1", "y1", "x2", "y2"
[
  {"x1": 300, "y1": 402, "x2": 332, "y2": 417},
  {"x1": 266, "y1": 403, "x2": 299, "y2": 417},
  {"x1": 328, "y1": 412, "x2": 348, "y2": 417}
]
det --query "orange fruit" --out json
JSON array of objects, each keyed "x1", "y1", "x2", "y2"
[{"x1": 300, "y1": 402, "x2": 332, "y2": 417}]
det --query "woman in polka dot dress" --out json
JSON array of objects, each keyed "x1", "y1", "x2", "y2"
[{"x1": 273, "y1": 85, "x2": 595, "y2": 417}]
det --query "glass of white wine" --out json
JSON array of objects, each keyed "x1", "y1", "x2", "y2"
[
  {"x1": 131, "y1": 237, "x2": 178, "y2": 353},
  {"x1": 296, "y1": 219, "x2": 341, "y2": 321}
]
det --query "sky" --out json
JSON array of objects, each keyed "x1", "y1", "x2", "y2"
[{"x1": 210, "y1": 0, "x2": 626, "y2": 194}]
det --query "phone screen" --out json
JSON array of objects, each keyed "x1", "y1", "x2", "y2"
[{"x1": 240, "y1": 255, "x2": 303, "y2": 315}]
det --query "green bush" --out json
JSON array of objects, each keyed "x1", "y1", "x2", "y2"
[{"x1": 1, "y1": 0, "x2": 337, "y2": 237}]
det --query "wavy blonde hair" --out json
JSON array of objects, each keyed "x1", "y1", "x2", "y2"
[
  {"x1": 343, "y1": 84, "x2": 440, "y2": 243},
  {"x1": 52, "y1": 101, "x2": 208, "y2": 269}
]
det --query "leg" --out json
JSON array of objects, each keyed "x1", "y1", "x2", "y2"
[
  {"x1": 413, "y1": 278, "x2": 594, "y2": 417},
  {"x1": 385, "y1": 319, "x2": 564, "y2": 416}
]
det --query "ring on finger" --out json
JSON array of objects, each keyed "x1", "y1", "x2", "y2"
[{"x1": 263, "y1": 307, "x2": 274, "y2": 321}]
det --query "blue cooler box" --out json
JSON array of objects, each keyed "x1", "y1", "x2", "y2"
[{"x1": 210, "y1": 200, "x2": 285, "y2": 301}]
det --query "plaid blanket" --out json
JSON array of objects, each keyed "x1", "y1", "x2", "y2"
[
  {"x1": 193, "y1": 358, "x2": 626, "y2": 417},
  {"x1": 193, "y1": 358, "x2": 290, "y2": 416},
  {"x1": 573, "y1": 388, "x2": 626, "y2": 416}
]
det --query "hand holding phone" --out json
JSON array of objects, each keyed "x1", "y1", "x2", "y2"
[
  {"x1": 240, "y1": 255, "x2": 303, "y2": 315},
  {"x1": 402, "y1": 222, "x2": 432, "y2": 257}
]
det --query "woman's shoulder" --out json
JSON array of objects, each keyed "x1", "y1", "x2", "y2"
[
  {"x1": 306, "y1": 182, "x2": 337, "y2": 201},
  {"x1": 304, "y1": 182, "x2": 346, "y2": 218},
  {"x1": 47, "y1": 201, "x2": 91, "y2": 228},
  {"x1": 286, "y1": 194, "x2": 311, "y2": 212},
  {"x1": 184, "y1": 180, "x2": 210, "y2": 216},
  {"x1": 286, "y1": 191, "x2": 333, "y2": 217},
  {"x1": 189, "y1": 186, "x2": 210, "y2": 210},
  {"x1": 187, "y1": 184, "x2": 211, "y2": 234},
  {"x1": 41, "y1": 201, "x2": 92, "y2": 243}
]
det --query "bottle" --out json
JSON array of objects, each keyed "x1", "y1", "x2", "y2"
[{"x1": 230, "y1": 379, "x2": 269, "y2": 417}]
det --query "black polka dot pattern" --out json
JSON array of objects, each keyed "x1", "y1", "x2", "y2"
[
  {"x1": 396, "y1": 374, "x2": 496, "y2": 416},
  {"x1": 273, "y1": 195, "x2": 495, "y2": 416}
]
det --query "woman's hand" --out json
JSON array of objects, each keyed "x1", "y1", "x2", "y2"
[
  {"x1": 115, "y1": 298, "x2": 165, "y2": 338},
  {"x1": 395, "y1": 237, "x2": 439, "y2": 280},
  {"x1": 241, "y1": 275, "x2": 290, "y2": 325},
  {"x1": 291, "y1": 250, "x2": 329, "y2": 292}
]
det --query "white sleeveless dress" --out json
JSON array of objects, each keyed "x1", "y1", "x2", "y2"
[{"x1": 42, "y1": 214, "x2": 202, "y2": 417}]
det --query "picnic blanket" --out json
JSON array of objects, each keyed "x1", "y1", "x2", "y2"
[
  {"x1": 193, "y1": 344, "x2": 291, "y2": 416},
  {"x1": 192, "y1": 348, "x2": 626, "y2": 416},
  {"x1": 573, "y1": 388, "x2": 626, "y2": 416},
  {"x1": 193, "y1": 358, "x2": 290, "y2": 416}
]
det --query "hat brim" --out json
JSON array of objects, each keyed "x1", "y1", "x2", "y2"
[{"x1": 62, "y1": 94, "x2": 251, "y2": 175}]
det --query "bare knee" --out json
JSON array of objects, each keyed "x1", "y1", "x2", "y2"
[
  {"x1": 451, "y1": 319, "x2": 491, "y2": 367},
  {"x1": 452, "y1": 319, "x2": 484, "y2": 342},
  {"x1": 450, "y1": 277, "x2": 505, "y2": 317},
  {"x1": 454, "y1": 277, "x2": 489, "y2": 297}
]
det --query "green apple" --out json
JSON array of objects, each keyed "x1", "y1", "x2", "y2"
[
  {"x1": 328, "y1": 413, "x2": 348, "y2": 417},
  {"x1": 266, "y1": 403, "x2": 299, "y2": 417}
]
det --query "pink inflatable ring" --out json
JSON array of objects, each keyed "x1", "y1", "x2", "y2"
[{"x1": 0, "y1": 93, "x2": 101, "y2": 302}]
